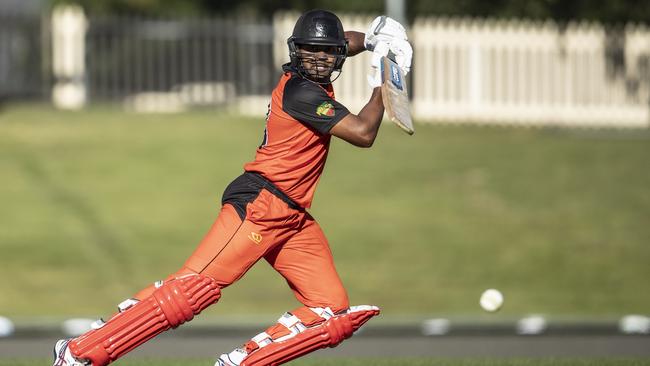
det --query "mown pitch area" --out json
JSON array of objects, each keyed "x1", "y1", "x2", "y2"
[
  {"x1": 2, "y1": 358, "x2": 650, "y2": 366},
  {"x1": 1, "y1": 104, "x2": 649, "y2": 319}
]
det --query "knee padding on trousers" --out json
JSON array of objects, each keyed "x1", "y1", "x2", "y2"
[
  {"x1": 241, "y1": 305, "x2": 379, "y2": 366},
  {"x1": 69, "y1": 274, "x2": 221, "y2": 366}
]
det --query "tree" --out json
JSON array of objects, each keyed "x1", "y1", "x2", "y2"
[{"x1": 50, "y1": 0, "x2": 650, "y2": 25}]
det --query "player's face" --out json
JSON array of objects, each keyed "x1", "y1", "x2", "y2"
[{"x1": 297, "y1": 44, "x2": 339, "y2": 81}]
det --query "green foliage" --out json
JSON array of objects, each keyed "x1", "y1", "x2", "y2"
[
  {"x1": 47, "y1": 0, "x2": 650, "y2": 24},
  {"x1": 0, "y1": 105, "x2": 649, "y2": 318},
  {"x1": 410, "y1": 0, "x2": 650, "y2": 24},
  {"x1": 52, "y1": 0, "x2": 202, "y2": 16},
  {"x1": 49, "y1": 0, "x2": 383, "y2": 17}
]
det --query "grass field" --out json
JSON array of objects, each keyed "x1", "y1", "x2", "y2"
[
  {"x1": 0, "y1": 104, "x2": 649, "y2": 319},
  {"x1": 2, "y1": 358, "x2": 650, "y2": 366}
]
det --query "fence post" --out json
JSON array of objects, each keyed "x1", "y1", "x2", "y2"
[{"x1": 51, "y1": 5, "x2": 87, "y2": 109}]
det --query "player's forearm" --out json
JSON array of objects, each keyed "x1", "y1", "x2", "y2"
[
  {"x1": 329, "y1": 88, "x2": 384, "y2": 148},
  {"x1": 355, "y1": 87, "x2": 384, "y2": 146},
  {"x1": 345, "y1": 31, "x2": 366, "y2": 56}
]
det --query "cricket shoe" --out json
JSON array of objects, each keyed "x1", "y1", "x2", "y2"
[
  {"x1": 214, "y1": 348, "x2": 247, "y2": 366},
  {"x1": 52, "y1": 339, "x2": 89, "y2": 366}
]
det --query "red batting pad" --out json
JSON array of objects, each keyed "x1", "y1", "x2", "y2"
[
  {"x1": 242, "y1": 306, "x2": 379, "y2": 366},
  {"x1": 69, "y1": 274, "x2": 220, "y2": 365}
]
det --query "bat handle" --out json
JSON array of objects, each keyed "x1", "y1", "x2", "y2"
[{"x1": 387, "y1": 50, "x2": 397, "y2": 63}]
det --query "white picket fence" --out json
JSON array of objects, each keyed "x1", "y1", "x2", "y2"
[
  {"x1": 410, "y1": 18, "x2": 650, "y2": 127},
  {"x1": 50, "y1": 8, "x2": 650, "y2": 127}
]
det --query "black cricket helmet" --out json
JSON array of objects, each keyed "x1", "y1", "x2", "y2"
[{"x1": 287, "y1": 9, "x2": 348, "y2": 82}]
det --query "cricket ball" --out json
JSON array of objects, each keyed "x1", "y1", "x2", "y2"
[{"x1": 480, "y1": 288, "x2": 504, "y2": 312}]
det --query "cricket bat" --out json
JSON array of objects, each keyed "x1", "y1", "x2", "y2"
[{"x1": 380, "y1": 55, "x2": 414, "y2": 135}]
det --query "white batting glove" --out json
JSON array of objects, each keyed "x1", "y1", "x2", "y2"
[
  {"x1": 364, "y1": 16, "x2": 412, "y2": 75},
  {"x1": 364, "y1": 15, "x2": 408, "y2": 52},
  {"x1": 367, "y1": 51, "x2": 383, "y2": 89},
  {"x1": 387, "y1": 38, "x2": 412, "y2": 75},
  {"x1": 369, "y1": 39, "x2": 412, "y2": 76}
]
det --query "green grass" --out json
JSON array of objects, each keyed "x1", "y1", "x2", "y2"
[
  {"x1": 2, "y1": 358, "x2": 649, "y2": 366},
  {"x1": 1, "y1": 104, "x2": 649, "y2": 318}
]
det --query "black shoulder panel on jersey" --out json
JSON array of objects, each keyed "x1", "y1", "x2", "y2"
[{"x1": 282, "y1": 75, "x2": 350, "y2": 134}]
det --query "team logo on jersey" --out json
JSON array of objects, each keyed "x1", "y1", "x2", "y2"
[
  {"x1": 316, "y1": 101, "x2": 335, "y2": 117},
  {"x1": 248, "y1": 231, "x2": 263, "y2": 245}
]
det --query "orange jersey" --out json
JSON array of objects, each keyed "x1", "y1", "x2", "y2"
[{"x1": 244, "y1": 65, "x2": 350, "y2": 208}]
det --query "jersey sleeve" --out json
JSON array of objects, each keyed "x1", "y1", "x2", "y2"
[{"x1": 282, "y1": 76, "x2": 350, "y2": 134}]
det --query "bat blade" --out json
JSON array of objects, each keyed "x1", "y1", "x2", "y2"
[{"x1": 380, "y1": 56, "x2": 414, "y2": 135}]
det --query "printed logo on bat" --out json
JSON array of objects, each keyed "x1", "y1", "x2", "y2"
[{"x1": 390, "y1": 64, "x2": 403, "y2": 91}]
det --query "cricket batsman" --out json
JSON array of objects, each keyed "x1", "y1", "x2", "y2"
[{"x1": 53, "y1": 9, "x2": 412, "y2": 366}]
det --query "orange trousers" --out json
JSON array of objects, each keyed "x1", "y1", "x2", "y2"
[{"x1": 135, "y1": 188, "x2": 349, "y2": 312}]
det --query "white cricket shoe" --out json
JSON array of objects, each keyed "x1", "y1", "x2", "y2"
[
  {"x1": 52, "y1": 339, "x2": 88, "y2": 366},
  {"x1": 215, "y1": 348, "x2": 247, "y2": 366}
]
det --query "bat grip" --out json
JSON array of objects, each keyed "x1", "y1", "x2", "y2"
[{"x1": 387, "y1": 50, "x2": 397, "y2": 63}]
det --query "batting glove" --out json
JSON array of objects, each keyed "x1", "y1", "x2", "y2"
[
  {"x1": 364, "y1": 16, "x2": 412, "y2": 75},
  {"x1": 367, "y1": 51, "x2": 383, "y2": 89},
  {"x1": 387, "y1": 38, "x2": 412, "y2": 75},
  {"x1": 364, "y1": 15, "x2": 408, "y2": 51}
]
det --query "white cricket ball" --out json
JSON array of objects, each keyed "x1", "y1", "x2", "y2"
[
  {"x1": 0, "y1": 316, "x2": 15, "y2": 337},
  {"x1": 480, "y1": 288, "x2": 504, "y2": 312}
]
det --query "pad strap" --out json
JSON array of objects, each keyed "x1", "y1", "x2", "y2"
[
  {"x1": 275, "y1": 313, "x2": 307, "y2": 340},
  {"x1": 251, "y1": 332, "x2": 273, "y2": 348}
]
